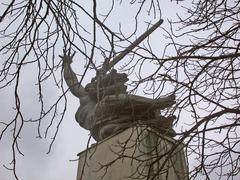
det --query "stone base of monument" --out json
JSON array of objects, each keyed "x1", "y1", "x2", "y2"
[{"x1": 76, "y1": 126, "x2": 188, "y2": 180}]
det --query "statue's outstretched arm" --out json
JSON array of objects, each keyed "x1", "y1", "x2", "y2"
[{"x1": 60, "y1": 50, "x2": 87, "y2": 98}]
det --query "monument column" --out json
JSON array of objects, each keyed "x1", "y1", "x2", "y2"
[{"x1": 76, "y1": 126, "x2": 188, "y2": 180}]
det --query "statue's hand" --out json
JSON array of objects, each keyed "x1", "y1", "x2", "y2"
[{"x1": 59, "y1": 49, "x2": 76, "y2": 67}]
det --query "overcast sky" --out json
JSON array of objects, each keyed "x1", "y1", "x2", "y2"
[{"x1": 0, "y1": 1, "x2": 199, "y2": 180}]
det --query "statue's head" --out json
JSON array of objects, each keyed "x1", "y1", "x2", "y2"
[{"x1": 85, "y1": 69, "x2": 128, "y2": 101}]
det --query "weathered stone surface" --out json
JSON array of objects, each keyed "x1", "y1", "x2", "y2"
[{"x1": 76, "y1": 126, "x2": 188, "y2": 180}]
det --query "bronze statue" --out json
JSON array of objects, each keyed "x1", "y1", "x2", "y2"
[{"x1": 61, "y1": 19, "x2": 176, "y2": 141}]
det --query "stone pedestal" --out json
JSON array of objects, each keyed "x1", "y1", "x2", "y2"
[{"x1": 76, "y1": 126, "x2": 188, "y2": 180}]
